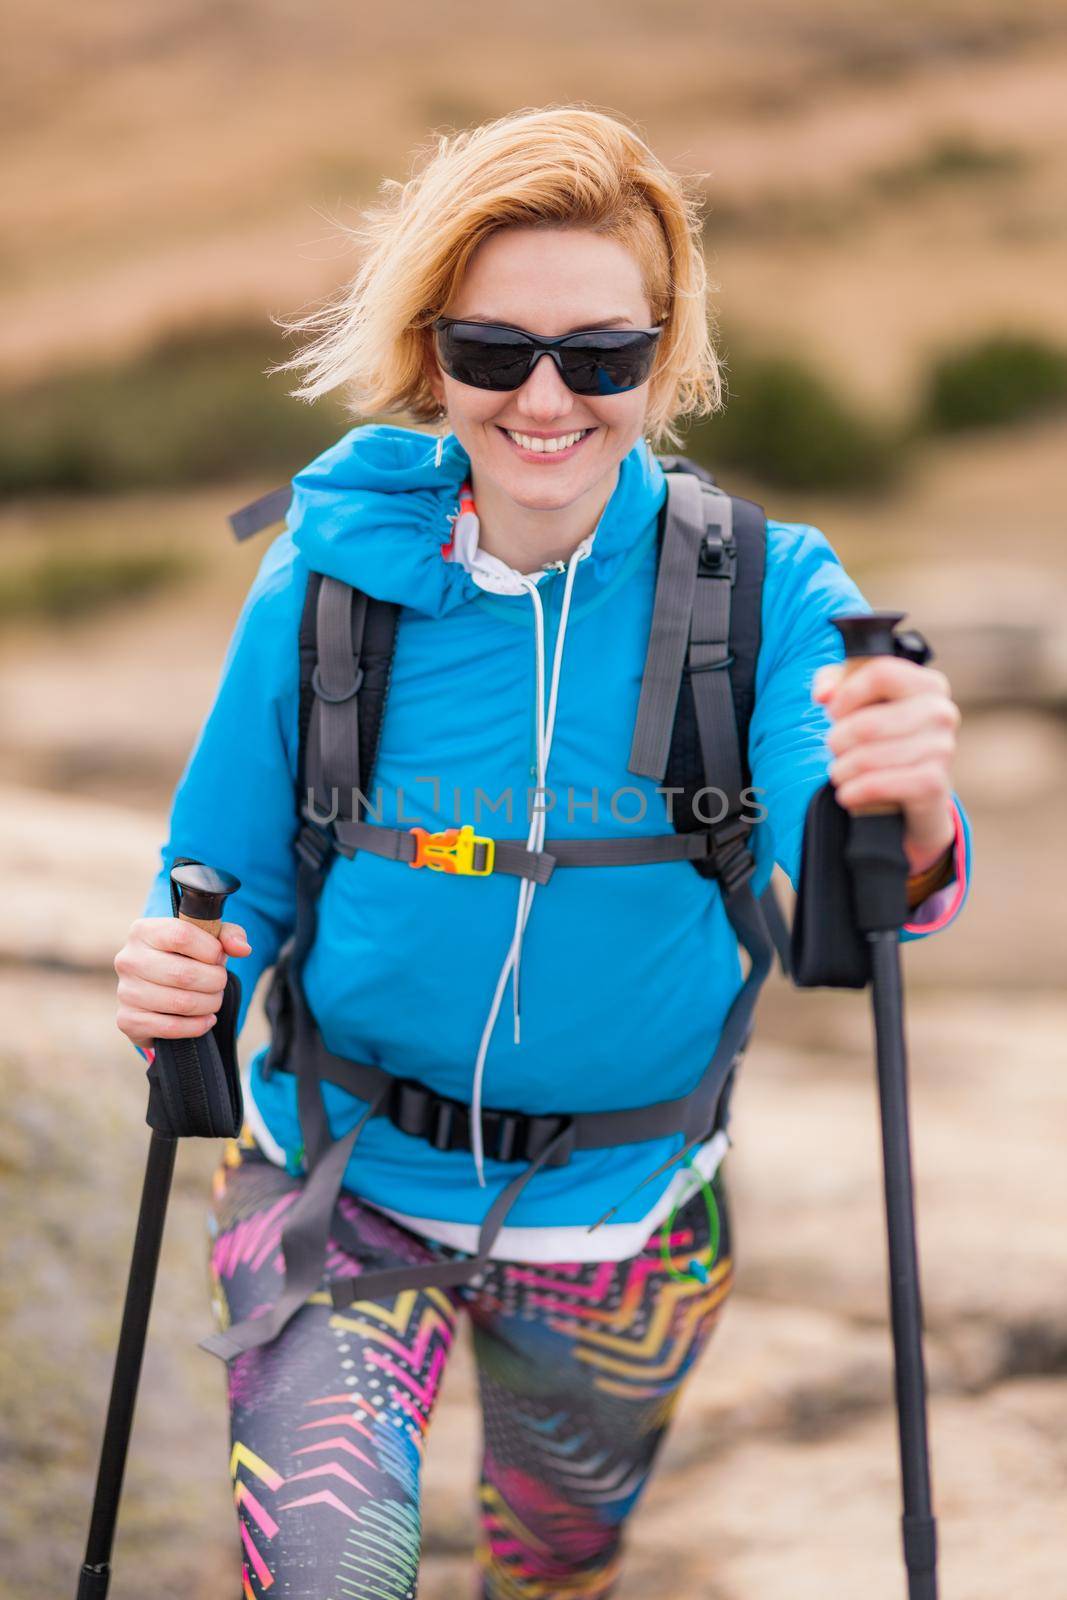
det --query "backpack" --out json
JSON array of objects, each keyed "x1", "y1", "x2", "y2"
[{"x1": 199, "y1": 453, "x2": 790, "y2": 1364}]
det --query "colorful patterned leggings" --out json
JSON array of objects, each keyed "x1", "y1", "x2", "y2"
[{"x1": 207, "y1": 1130, "x2": 734, "y2": 1600}]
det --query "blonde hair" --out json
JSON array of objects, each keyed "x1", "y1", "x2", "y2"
[{"x1": 272, "y1": 105, "x2": 723, "y2": 450}]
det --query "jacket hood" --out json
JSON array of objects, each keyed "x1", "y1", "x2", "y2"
[{"x1": 287, "y1": 422, "x2": 667, "y2": 616}]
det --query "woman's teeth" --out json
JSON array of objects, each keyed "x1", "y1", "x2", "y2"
[{"x1": 504, "y1": 428, "x2": 590, "y2": 454}]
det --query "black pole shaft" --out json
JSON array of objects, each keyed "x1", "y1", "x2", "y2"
[
  {"x1": 868, "y1": 930, "x2": 938, "y2": 1600},
  {"x1": 77, "y1": 1130, "x2": 178, "y2": 1600}
]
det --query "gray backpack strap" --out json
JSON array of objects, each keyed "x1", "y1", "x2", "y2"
[
  {"x1": 628, "y1": 471, "x2": 708, "y2": 782},
  {"x1": 303, "y1": 577, "x2": 368, "y2": 825},
  {"x1": 630, "y1": 472, "x2": 786, "y2": 976},
  {"x1": 629, "y1": 471, "x2": 742, "y2": 808},
  {"x1": 621, "y1": 472, "x2": 777, "y2": 1199},
  {"x1": 686, "y1": 483, "x2": 744, "y2": 832}
]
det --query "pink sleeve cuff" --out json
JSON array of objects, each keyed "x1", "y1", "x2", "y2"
[{"x1": 903, "y1": 798, "x2": 968, "y2": 935}]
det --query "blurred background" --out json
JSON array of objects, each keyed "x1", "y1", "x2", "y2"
[{"x1": 2, "y1": 2, "x2": 1065, "y2": 1595}]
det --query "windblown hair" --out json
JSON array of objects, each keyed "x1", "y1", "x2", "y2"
[{"x1": 271, "y1": 105, "x2": 723, "y2": 450}]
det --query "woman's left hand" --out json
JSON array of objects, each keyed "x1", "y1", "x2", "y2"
[{"x1": 812, "y1": 657, "x2": 961, "y2": 874}]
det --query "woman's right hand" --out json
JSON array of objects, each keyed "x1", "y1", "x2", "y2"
[{"x1": 114, "y1": 917, "x2": 252, "y2": 1051}]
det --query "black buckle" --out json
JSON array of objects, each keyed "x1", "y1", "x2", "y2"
[
  {"x1": 520, "y1": 1112, "x2": 575, "y2": 1167},
  {"x1": 698, "y1": 528, "x2": 737, "y2": 581},
  {"x1": 705, "y1": 818, "x2": 756, "y2": 897},
  {"x1": 391, "y1": 1078, "x2": 467, "y2": 1154},
  {"x1": 388, "y1": 1077, "x2": 575, "y2": 1166},
  {"x1": 482, "y1": 1106, "x2": 520, "y2": 1162},
  {"x1": 479, "y1": 1106, "x2": 574, "y2": 1165},
  {"x1": 391, "y1": 1077, "x2": 437, "y2": 1142}
]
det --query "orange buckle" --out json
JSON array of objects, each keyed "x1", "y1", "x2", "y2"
[{"x1": 408, "y1": 823, "x2": 495, "y2": 876}]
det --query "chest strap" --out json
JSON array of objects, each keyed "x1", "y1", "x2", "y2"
[{"x1": 323, "y1": 814, "x2": 756, "y2": 889}]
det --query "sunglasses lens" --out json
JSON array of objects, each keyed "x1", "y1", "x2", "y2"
[
  {"x1": 435, "y1": 324, "x2": 533, "y2": 391},
  {"x1": 558, "y1": 331, "x2": 659, "y2": 395},
  {"x1": 434, "y1": 323, "x2": 660, "y2": 395}
]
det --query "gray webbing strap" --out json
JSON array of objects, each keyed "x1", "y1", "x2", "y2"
[
  {"x1": 199, "y1": 833, "x2": 356, "y2": 1362},
  {"x1": 304, "y1": 578, "x2": 366, "y2": 824},
  {"x1": 678, "y1": 875, "x2": 772, "y2": 1135},
  {"x1": 688, "y1": 490, "x2": 742, "y2": 814},
  {"x1": 329, "y1": 817, "x2": 415, "y2": 862},
  {"x1": 229, "y1": 485, "x2": 293, "y2": 542},
  {"x1": 198, "y1": 1083, "x2": 389, "y2": 1361},
  {"x1": 329, "y1": 820, "x2": 556, "y2": 882},
  {"x1": 330, "y1": 818, "x2": 720, "y2": 882},
  {"x1": 303, "y1": 1029, "x2": 682, "y2": 1154},
  {"x1": 297, "y1": 998, "x2": 754, "y2": 1158},
  {"x1": 326, "y1": 1119, "x2": 575, "y2": 1308},
  {"x1": 199, "y1": 1102, "x2": 574, "y2": 1357},
  {"x1": 759, "y1": 880, "x2": 792, "y2": 976},
  {"x1": 628, "y1": 472, "x2": 706, "y2": 781},
  {"x1": 548, "y1": 833, "x2": 712, "y2": 868}
]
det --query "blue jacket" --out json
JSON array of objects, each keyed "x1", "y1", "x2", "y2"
[{"x1": 142, "y1": 423, "x2": 972, "y2": 1241}]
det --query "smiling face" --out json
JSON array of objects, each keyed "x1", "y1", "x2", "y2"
[{"x1": 425, "y1": 226, "x2": 655, "y2": 523}]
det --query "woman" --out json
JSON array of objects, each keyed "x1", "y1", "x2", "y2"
[{"x1": 114, "y1": 108, "x2": 971, "y2": 1599}]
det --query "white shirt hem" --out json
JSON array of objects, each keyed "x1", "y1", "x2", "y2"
[
  {"x1": 370, "y1": 1130, "x2": 729, "y2": 1263},
  {"x1": 241, "y1": 1064, "x2": 729, "y2": 1263}
]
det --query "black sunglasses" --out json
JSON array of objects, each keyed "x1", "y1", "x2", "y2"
[{"x1": 432, "y1": 317, "x2": 664, "y2": 396}]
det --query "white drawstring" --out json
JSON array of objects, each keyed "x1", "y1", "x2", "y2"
[
  {"x1": 469, "y1": 546, "x2": 583, "y2": 1186},
  {"x1": 510, "y1": 553, "x2": 580, "y2": 1042}
]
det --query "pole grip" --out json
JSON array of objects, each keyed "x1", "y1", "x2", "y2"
[{"x1": 838, "y1": 654, "x2": 899, "y2": 818}]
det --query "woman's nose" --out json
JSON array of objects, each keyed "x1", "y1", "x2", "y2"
[{"x1": 514, "y1": 353, "x2": 575, "y2": 421}]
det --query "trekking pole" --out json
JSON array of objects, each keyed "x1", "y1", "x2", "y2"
[
  {"x1": 77, "y1": 863, "x2": 240, "y2": 1600},
  {"x1": 832, "y1": 612, "x2": 939, "y2": 1600}
]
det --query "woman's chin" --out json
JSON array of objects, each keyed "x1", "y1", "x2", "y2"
[
  {"x1": 497, "y1": 471, "x2": 593, "y2": 512},
  {"x1": 478, "y1": 437, "x2": 616, "y2": 505}
]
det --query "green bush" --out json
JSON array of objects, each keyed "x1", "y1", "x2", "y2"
[
  {"x1": 0, "y1": 323, "x2": 350, "y2": 496},
  {"x1": 922, "y1": 333, "x2": 1067, "y2": 431},
  {"x1": 682, "y1": 353, "x2": 902, "y2": 492},
  {"x1": 868, "y1": 133, "x2": 1027, "y2": 198},
  {"x1": 0, "y1": 547, "x2": 195, "y2": 624}
]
